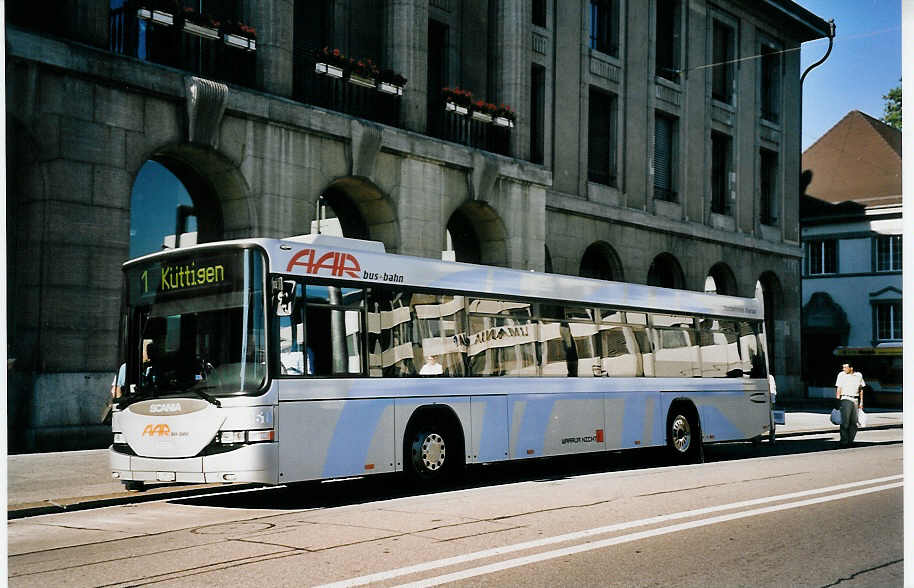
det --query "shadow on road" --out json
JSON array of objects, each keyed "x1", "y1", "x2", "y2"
[{"x1": 170, "y1": 434, "x2": 901, "y2": 512}]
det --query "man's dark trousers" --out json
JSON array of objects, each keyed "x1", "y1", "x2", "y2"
[{"x1": 839, "y1": 398, "x2": 858, "y2": 446}]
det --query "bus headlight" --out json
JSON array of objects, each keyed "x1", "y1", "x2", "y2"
[
  {"x1": 113, "y1": 432, "x2": 125, "y2": 444},
  {"x1": 220, "y1": 431, "x2": 246, "y2": 444},
  {"x1": 218, "y1": 430, "x2": 274, "y2": 444}
]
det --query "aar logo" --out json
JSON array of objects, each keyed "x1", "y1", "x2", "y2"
[
  {"x1": 142, "y1": 424, "x2": 171, "y2": 437},
  {"x1": 287, "y1": 248, "x2": 361, "y2": 278}
]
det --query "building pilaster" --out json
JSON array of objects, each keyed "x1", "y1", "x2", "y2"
[{"x1": 385, "y1": 0, "x2": 429, "y2": 133}]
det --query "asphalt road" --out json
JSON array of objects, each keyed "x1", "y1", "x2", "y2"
[{"x1": 7, "y1": 428, "x2": 903, "y2": 587}]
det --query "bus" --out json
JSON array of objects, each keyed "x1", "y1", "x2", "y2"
[{"x1": 110, "y1": 234, "x2": 773, "y2": 490}]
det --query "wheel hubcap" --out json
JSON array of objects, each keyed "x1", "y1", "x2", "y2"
[
  {"x1": 420, "y1": 433, "x2": 446, "y2": 471},
  {"x1": 671, "y1": 415, "x2": 691, "y2": 453}
]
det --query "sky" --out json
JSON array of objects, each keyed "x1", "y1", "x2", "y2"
[{"x1": 795, "y1": 0, "x2": 902, "y2": 150}]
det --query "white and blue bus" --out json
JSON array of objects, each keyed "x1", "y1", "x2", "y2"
[{"x1": 111, "y1": 234, "x2": 773, "y2": 489}]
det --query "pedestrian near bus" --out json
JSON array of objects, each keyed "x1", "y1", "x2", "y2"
[{"x1": 835, "y1": 362, "x2": 865, "y2": 446}]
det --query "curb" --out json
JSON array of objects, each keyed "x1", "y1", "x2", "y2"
[
  {"x1": 773, "y1": 423, "x2": 902, "y2": 440},
  {"x1": 7, "y1": 482, "x2": 261, "y2": 520}
]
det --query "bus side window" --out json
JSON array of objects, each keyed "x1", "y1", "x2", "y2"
[
  {"x1": 278, "y1": 283, "x2": 308, "y2": 375},
  {"x1": 304, "y1": 285, "x2": 365, "y2": 376}
]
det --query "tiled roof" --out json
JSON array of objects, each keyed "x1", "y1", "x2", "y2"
[{"x1": 801, "y1": 110, "x2": 901, "y2": 207}]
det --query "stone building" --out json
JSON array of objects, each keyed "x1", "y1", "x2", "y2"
[{"x1": 5, "y1": 0, "x2": 829, "y2": 451}]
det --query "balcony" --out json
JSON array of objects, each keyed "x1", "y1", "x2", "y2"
[
  {"x1": 109, "y1": 5, "x2": 256, "y2": 88},
  {"x1": 294, "y1": 60, "x2": 402, "y2": 128},
  {"x1": 108, "y1": 10, "x2": 516, "y2": 160},
  {"x1": 427, "y1": 99, "x2": 512, "y2": 158}
]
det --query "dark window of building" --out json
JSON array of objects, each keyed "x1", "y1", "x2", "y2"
[
  {"x1": 875, "y1": 235, "x2": 902, "y2": 271},
  {"x1": 532, "y1": 0, "x2": 547, "y2": 27},
  {"x1": 805, "y1": 239, "x2": 838, "y2": 275},
  {"x1": 760, "y1": 43, "x2": 781, "y2": 123},
  {"x1": 427, "y1": 19, "x2": 450, "y2": 132},
  {"x1": 293, "y1": 0, "x2": 333, "y2": 101},
  {"x1": 655, "y1": 0, "x2": 681, "y2": 81},
  {"x1": 712, "y1": 19, "x2": 735, "y2": 103},
  {"x1": 874, "y1": 301, "x2": 902, "y2": 341},
  {"x1": 711, "y1": 131, "x2": 732, "y2": 215},
  {"x1": 760, "y1": 148, "x2": 779, "y2": 225},
  {"x1": 588, "y1": 88, "x2": 618, "y2": 186},
  {"x1": 531, "y1": 64, "x2": 546, "y2": 165},
  {"x1": 590, "y1": 0, "x2": 620, "y2": 58},
  {"x1": 654, "y1": 113, "x2": 677, "y2": 201}
]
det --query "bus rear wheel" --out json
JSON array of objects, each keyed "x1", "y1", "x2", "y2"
[
  {"x1": 667, "y1": 406, "x2": 702, "y2": 463},
  {"x1": 406, "y1": 421, "x2": 461, "y2": 485}
]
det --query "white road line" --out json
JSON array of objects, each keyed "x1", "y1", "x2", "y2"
[
  {"x1": 399, "y1": 481, "x2": 903, "y2": 588},
  {"x1": 317, "y1": 475, "x2": 901, "y2": 588}
]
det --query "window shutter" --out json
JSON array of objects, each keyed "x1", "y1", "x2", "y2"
[{"x1": 654, "y1": 117, "x2": 671, "y2": 190}]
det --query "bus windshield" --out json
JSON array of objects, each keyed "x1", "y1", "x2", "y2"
[{"x1": 121, "y1": 247, "x2": 267, "y2": 401}]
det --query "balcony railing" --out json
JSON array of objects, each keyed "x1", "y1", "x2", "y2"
[
  {"x1": 295, "y1": 61, "x2": 402, "y2": 128},
  {"x1": 109, "y1": 6, "x2": 256, "y2": 88},
  {"x1": 428, "y1": 100, "x2": 511, "y2": 157}
]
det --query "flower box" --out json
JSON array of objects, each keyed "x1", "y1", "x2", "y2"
[
  {"x1": 446, "y1": 101, "x2": 469, "y2": 116},
  {"x1": 493, "y1": 116, "x2": 514, "y2": 128},
  {"x1": 224, "y1": 33, "x2": 255, "y2": 51},
  {"x1": 471, "y1": 111, "x2": 493, "y2": 123},
  {"x1": 378, "y1": 81, "x2": 403, "y2": 96},
  {"x1": 137, "y1": 8, "x2": 152, "y2": 20},
  {"x1": 151, "y1": 10, "x2": 174, "y2": 26},
  {"x1": 184, "y1": 21, "x2": 220, "y2": 39},
  {"x1": 348, "y1": 73, "x2": 376, "y2": 88},
  {"x1": 315, "y1": 62, "x2": 344, "y2": 78}
]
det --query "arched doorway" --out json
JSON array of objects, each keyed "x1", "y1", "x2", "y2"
[
  {"x1": 579, "y1": 241, "x2": 624, "y2": 281},
  {"x1": 802, "y1": 292, "x2": 849, "y2": 387},
  {"x1": 704, "y1": 262, "x2": 738, "y2": 295},
  {"x1": 445, "y1": 202, "x2": 508, "y2": 266},
  {"x1": 647, "y1": 252, "x2": 685, "y2": 289},
  {"x1": 315, "y1": 177, "x2": 399, "y2": 251},
  {"x1": 757, "y1": 271, "x2": 784, "y2": 377},
  {"x1": 129, "y1": 159, "x2": 224, "y2": 258}
]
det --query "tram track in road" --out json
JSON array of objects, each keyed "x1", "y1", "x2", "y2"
[{"x1": 317, "y1": 474, "x2": 903, "y2": 588}]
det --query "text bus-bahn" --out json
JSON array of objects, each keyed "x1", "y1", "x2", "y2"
[{"x1": 111, "y1": 234, "x2": 773, "y2": 488}]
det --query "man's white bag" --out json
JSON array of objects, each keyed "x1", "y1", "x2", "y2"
[
  {"x1": 830, "y1": 409, "x2": 841, "y2": 425},
  {"x1": 857, "y1": 409, "x2": 867, "y2": 428}
]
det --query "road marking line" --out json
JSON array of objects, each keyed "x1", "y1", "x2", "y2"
[
  {"x1": 397, "y1": 481, "x2": 903, "y2": 588},
  {"x1": 317, "y1": 474, "x2": 901, "y2": 588}
]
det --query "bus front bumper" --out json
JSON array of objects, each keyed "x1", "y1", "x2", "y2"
[{"x1": 110, "y1": 443, "x2": 278, "y2": 485}]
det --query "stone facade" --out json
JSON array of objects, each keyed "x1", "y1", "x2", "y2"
[{"x1": 5, "y1": 0, "x2": 828, "y2": 451}]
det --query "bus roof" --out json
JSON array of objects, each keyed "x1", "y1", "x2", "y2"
[{"x1": 125, "y1": 235, "x2": 764, "y2": 320}]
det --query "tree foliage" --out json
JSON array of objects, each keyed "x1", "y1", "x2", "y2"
[{"x1": 882, "y1": 83, "x2": 901, "y2": 130}]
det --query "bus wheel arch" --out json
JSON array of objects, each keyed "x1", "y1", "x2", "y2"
[
  {"x1": 403, "y1": 404, "x2": 466, "y2": 484},
  {"x1": 666, "y1": 399, "x2": 703, "y2": 463}
]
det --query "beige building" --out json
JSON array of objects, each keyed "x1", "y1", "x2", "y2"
[{"x1": 5, "y1": 0, "x2": 829, "y2": 451}]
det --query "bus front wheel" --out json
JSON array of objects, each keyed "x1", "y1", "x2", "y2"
[
  {"x1": 406, "y1": 421, "x2": 461, "y2": 484},
  {"x1": 667, "y1": 406, "x2": 703, "y2": 464}
]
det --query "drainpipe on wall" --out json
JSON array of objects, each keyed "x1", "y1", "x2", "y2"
[{"x1": 798, "y1": 19, "x2": 836, "y2": 400}]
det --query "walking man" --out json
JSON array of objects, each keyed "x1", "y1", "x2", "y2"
[{"x1": 835, "y1": 362, "x2": 865, "y2": 446}]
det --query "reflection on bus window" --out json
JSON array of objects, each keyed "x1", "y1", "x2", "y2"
[
  {"x1": 367, "y1": 289, "x2": 469, "y2": 377},
  {"x1": 598, "y1": 324, "x2": 643, "y2": 376},
  {"x1": 468, "y1": 315, "x2": 537, "y2": 376},
  {"x1": 738, "y1": 321, "x2": 767, "y2": 378},
  {"x1": 653, "y1": 326, "x2": 699, "y2": 377}
]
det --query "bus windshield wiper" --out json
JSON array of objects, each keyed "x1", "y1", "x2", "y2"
[{"x1": 181, "y1": 383, "x2": 222, "y2": 407}]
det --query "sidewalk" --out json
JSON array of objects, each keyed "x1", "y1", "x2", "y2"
[{"x1": 7, "y1": 409, "x2": 902, "y2": 518}]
